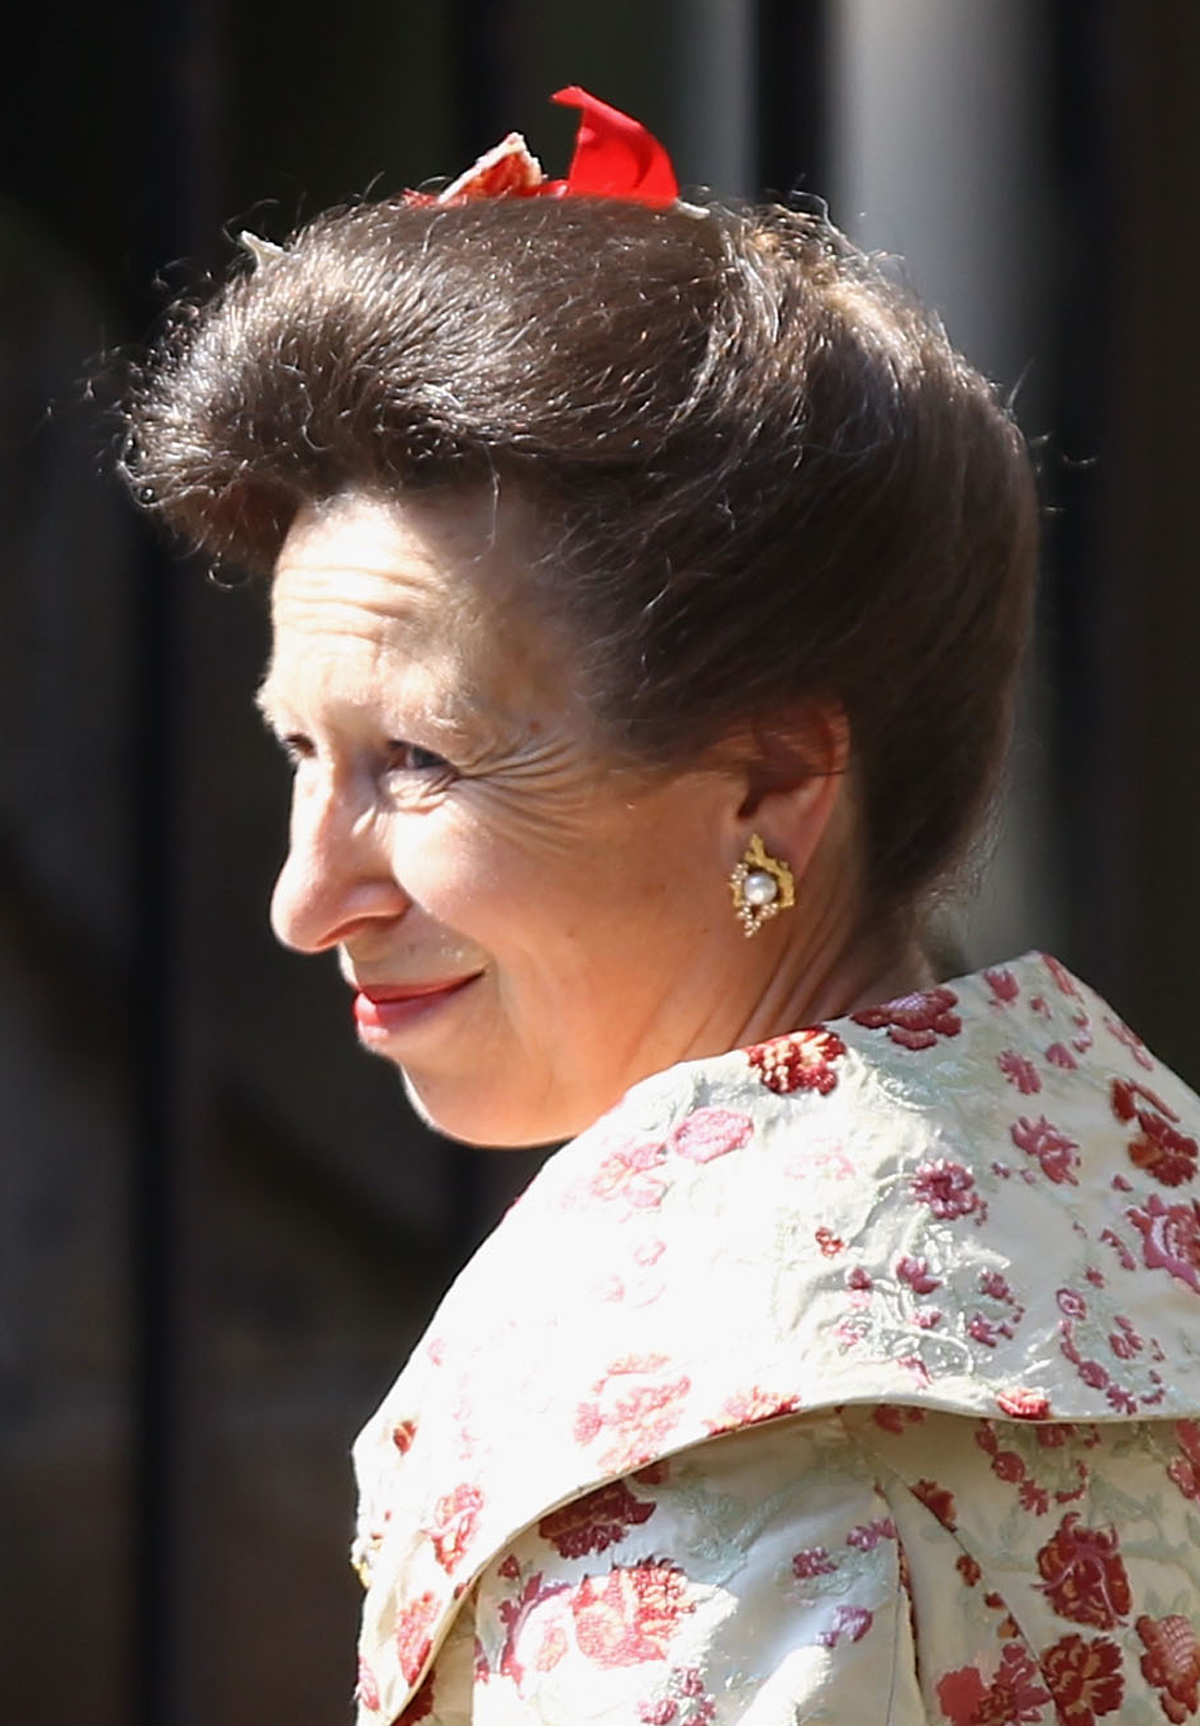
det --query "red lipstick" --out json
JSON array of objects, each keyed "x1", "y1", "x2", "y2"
[{"x1": 352, "y1": 975, "x2": 480, "y2": 1039}]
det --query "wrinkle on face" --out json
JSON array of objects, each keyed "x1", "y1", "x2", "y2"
[
  {"x1": 263, "y1": 487, "x2": 772, "y2": 1147},
  {"x1": 268, "y1": 491, "x2": 579, "y2": 727},
  {"x1": 263, "y1": 491, "x2": 667, "y2": 859}
]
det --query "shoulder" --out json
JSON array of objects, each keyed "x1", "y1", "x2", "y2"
[
  {"x1": 469, "y1": 1408, "x2": 1200, "y2": 1725},
  {"x1": 358, "y1": 951, "x2": 1200, "y2": 1586},
  {"x1": 352, "y1": 956, "x2": 1200, "y2": 1721}
]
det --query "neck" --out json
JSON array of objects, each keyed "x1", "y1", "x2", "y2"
[
  {"x1": 728, "y1": 808, "x2": 937, "y2": 1044},
  {"x1": 733, "y1": 918, "x2": 935, "y2": 1048}
]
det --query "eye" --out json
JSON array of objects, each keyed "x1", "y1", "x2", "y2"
[
  {"x1": 279, "y1": 732, "x2": 315, "y2": 767},
  {"x1": 386, "y1": 741, "x2": 453, "y2": 777}
]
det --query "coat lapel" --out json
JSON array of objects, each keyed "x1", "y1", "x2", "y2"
[{"x1": 352, "y1": 954, "x2": 1200, "y2": 1721}]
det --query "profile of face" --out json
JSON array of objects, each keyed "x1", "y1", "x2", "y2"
[{"x1": 260, "y1": 491, "x2": 784, "y2": 1148}]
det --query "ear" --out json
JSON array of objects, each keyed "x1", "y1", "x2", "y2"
[{"x1": 731, "y1": 706, "x2": 852, "y2": 891}]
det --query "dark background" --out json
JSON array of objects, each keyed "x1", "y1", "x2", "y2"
[{"x1": 3, "y1": 3, "x2": 1198, "y2": 1723}]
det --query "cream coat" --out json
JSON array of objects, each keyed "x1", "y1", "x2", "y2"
[{"x1": 351, "y1": 955, "x2": 1200, "y2": 1724}]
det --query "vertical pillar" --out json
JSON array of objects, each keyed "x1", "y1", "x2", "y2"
[
  {"x1": 1091, "y1": 1, "x2": 1200, "y2": 1078},
  {"x1": 672, "y1": 0, "x2": 756, "y2": 198},
  {"x1": 127, "y1": 0, "x2": 226, "y2": 1720},
  {"x1": 828, "y1": 0, "x2": 1061, "y2": 967}
]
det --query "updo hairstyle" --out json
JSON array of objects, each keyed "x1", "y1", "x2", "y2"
[{"x1": 122, "y1": 195, "x2": 1038, "y2": 925}]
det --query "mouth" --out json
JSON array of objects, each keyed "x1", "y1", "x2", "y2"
[{"x1": 351, "y1": 974, "x2": 482, "y2": 1039}]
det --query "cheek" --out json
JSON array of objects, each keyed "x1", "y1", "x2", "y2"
[
  {"x1": 385, "y1": 801, "x2": 540, "y2": 931},
  {"x1": 394, "y1": 774, "x2": 729, "y2": 961}
]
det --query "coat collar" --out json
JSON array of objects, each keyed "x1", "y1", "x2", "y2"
[{"x1": 351, "y1": 953, "x2": 1200, "y2": 1719}]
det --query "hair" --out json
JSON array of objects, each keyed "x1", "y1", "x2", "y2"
[{"x1": 121, "y1": 194, "x2": 1038, "y2": 928}]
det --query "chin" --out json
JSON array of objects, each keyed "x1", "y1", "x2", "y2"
[{"x1": 400, "y1": 1069, "x2": 569, "y2": 1151}]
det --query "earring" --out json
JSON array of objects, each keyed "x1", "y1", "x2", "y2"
[{"x1": 728, "y1": 834, "x2": 795, "y2": 937}]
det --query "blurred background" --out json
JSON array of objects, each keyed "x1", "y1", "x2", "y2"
[{"x1": 2, "y1": 1, "x2": 1197, "y2": 1722}]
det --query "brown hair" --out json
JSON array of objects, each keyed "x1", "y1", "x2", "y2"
[{"x1": 121, "y1": 195, "x2": 1038, "y2": 922}]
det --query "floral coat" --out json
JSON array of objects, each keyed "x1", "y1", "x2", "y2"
[{"x1": 351, "y1": 954, "x2": 1200, "y2": 1725}]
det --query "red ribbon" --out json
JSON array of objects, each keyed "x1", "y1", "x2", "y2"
[
  {"x1": 411, "y1": 87, "x2": 679, "y2": 209},
  {"x1": 551, "y1": 86, "x2": 679, "y2": 207}
]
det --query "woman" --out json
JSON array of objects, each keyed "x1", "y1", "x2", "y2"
[{"x1": 124, "y1": 90, "x2": 1200, "y2": 1726}]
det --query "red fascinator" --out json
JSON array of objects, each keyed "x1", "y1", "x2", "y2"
[{"x1": 408, "y1": 86, "x2": 680, "y2": 209}]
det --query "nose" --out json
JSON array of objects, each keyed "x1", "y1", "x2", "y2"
[{"x1": 269, "y1": 770, "x2": 408, "y2": 953}]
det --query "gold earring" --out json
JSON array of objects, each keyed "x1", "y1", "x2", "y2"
[{"x1": 728, "y1": 834, "x2": 795, "y2": 938}]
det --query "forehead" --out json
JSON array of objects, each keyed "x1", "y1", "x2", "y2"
[{"x1": 262, "y1": 488, "x2": 568, "y2": 715}]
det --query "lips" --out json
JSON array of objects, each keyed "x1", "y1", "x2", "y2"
[
  {"x1": 352, "y1": 974, "x2": 481, "y2": 1038},
  {"x1": 356, "y1": 980, "x2": 476, "y2": 1004}
]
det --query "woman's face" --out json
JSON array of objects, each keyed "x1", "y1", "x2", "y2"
[{"x1": 260, "y1": 491, "x2": 758, "y2": 1147}]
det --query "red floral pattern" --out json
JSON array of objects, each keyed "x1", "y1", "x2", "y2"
[
  {"x1": 571, "y1": 1562, "x2": 694, "y2": 1666},
  {"x1": 746, "y1": 1026, "x2": 846, "y2": 1095},
  {"x1": 591, "y1": 1137, "x2": 669, "y2": 1209},
  {"x1": 985, "y1": 966, "x2": 1020, "y2": 1005},
  {"x1": 640, "y1": 1703, "x2": 676, "y2": 1726},
  {"x1": 1128, "y1": 1194, "x2": 1200, "y2": 1292},
  {"x1": 669, "y1": 1108, "x2": 753, "y2": 1164},
  {"x1": 574, "y1": 1356, "x2": 692, "y2": 1473},
  {"x1": 496, "y1": 1571, "x2": 571, "y2": 1689},
  {"x1": 852, "y1": 985, "x2": 961, "y2": 1050},
  {"x1": 395, "y1": 1672, "x2": 436, "y2": 1724},
  {"x1": 427, "y1": 1482, "x2": 484, "y2": 1574},
  {"x1": 703, "y1": 1386, "x2": 801, "y2": 1436},
  {"x1": 395, "y1": 1591, "x2": 439, "y2": 1685},
  {"x1": 896, "y1": 1254, "x2": 942, "y2": 1293},
  {"x1": 538, "y1": 1479, "x2": 655, "y2": 1558},
  {"x1": 791, "y1": 1544, "x2": 837, "y2": 1579},
  {"x1": 872, "y1": 1405, "x2": 925, "y2": 1435},
  {"x1": 1010, "y1": 1115, "x2": 1080, "y2": 1185},
  {"x1": 938, "y1": 1644, "x2": 1049, "y2": 1726},
  {"x1": 1035, "y1": 1515, "x2": 1131, "y2": 1630},
  {"x1": 1168, "y1": 1420, "x2": 1200, "y2": 1502},
  {"x1": 1138, "y1": 1614, "x2": 1200, "y2": 1723},
  {"x1": 459, "y1": 1403, "x2": 1200, "y2": 1724},
  {"x1": 1045, "y1": 956, "x2": 1083, "y2": 999},
  {"x1": 816, "y1": 1604, "x2": 872, "y2": 1648},
  {"x1": 637, "y1": 1666, "x2": 716, "y2": 1726},
  {"x1": 995, "y1": 1388, "x2": 1051, "y2": 1420},
  {"x1": 354, "y1": 1656, "x2": 380, "y2": 1712},
  {"x1": 936, "y1": 1664, "x2": 988, "y2": 1724},
  {"x1": 910, "y1": 1159, "x2": 983, "y2": 1221},
  {"x1": 1113, "y1": 1079, "x2": 1199, "y2": 1187},
  {"x1": 976, "y1": 1645, "x2": 1052, "y2": 1726},
  {"x1": 999, "y1": 1050, "x2": 1042, "y2": 1094},
  {"x1": 912, "y1": 1478, "x2": 957, "y2": 1528},
  {"x1": 1042, "y1": 1633, "x2": 1124, "y2": 1723},
  {"x1": 846, "y1": 1516, "x2": 895, "y2": 1549}
]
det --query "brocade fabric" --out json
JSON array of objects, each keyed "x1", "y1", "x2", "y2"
[{"x1": 351, "y1": 954, "x2": 1200, "y2": 1724}]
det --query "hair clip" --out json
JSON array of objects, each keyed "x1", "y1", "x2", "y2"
[
  {"x1": 406, "y1": 86, "x2": 680, "y2": 210},
  {"x1": 238, "y1": 231, "x2": 285, "y2": 270}
]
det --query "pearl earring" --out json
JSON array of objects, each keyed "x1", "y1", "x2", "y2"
[{"x1": 728, "y1": 834, "x2": 796, "y2": 937}]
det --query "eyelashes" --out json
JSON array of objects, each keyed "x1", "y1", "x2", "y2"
[
  {"x1": 387, "y1": 742, "x2": 450, "y2": 775},
  {"x1": 279, "y1": 733, "x2": 313, "y2": 767},
  {"x1": 276, "y1": 732, "x2": 456, "y2": 785}
]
